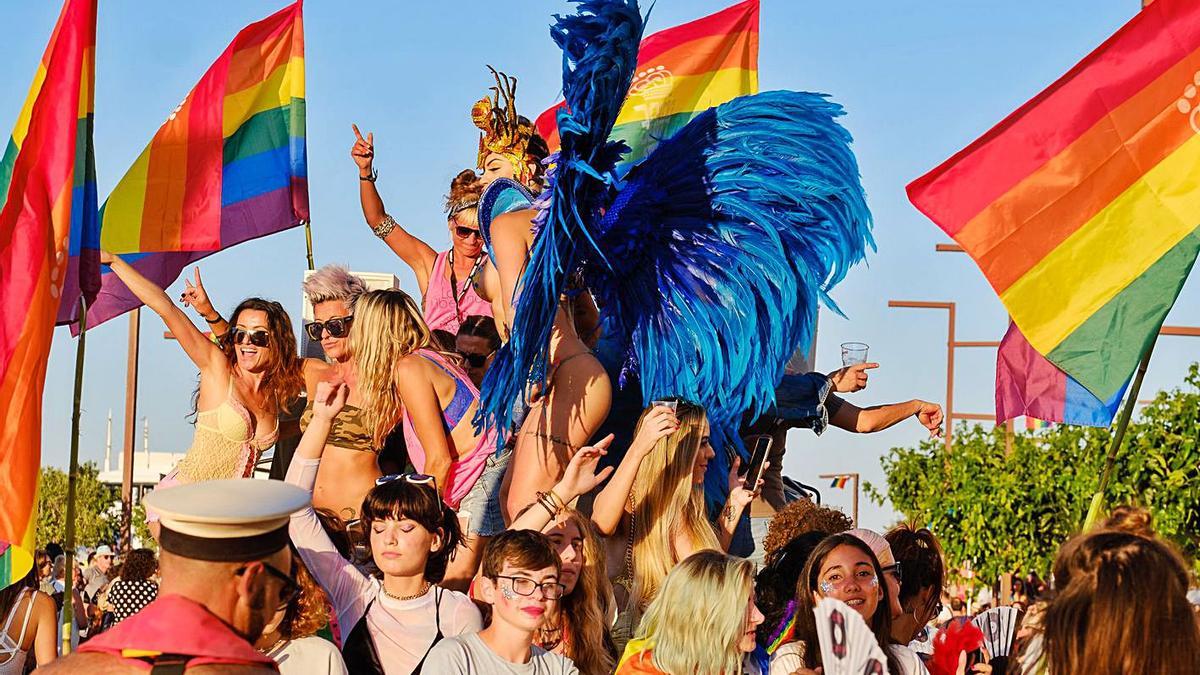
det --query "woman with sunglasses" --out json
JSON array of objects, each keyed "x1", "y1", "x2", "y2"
[
  {"x1": 351, "y1": 123, "x2": 492, "y2": 336},
  {"x1": 454, "y1": 315, "x2": 500, "y2": 388},
  {"x1": 288, "y1": 380, "x2": 482, "y2": 674},
  {"x1": 100, "y1": 253, "x2": 303, "y2": 534},
  {"x1": 352, "y1": 289, "x2": 499, "y2": 590}
]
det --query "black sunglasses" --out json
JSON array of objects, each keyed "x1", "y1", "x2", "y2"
[
  {"x1": 882, "y1": 562, "x2": 903, "y2": 584},
  {"x1": 231, "y1": 327, "x2": 271, "y2": 347},
  {"x1": 239, "y1": 561, "x2": 300, "y2": 610},
  {"x1": 454, "y1": 226, "x2": 482, "y2": 240},
  {"x1": 305, "y1": 315, "x2": 353, "y2": 341},
  {"x1": 460, "y1": 349, "x2": 495, "y2": 369}
]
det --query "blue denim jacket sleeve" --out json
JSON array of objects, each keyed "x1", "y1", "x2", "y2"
[{"x1": 765, "y1": 372, "x2": 834, "y2": 435}]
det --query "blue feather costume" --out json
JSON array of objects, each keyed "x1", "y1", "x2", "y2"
[{"x1": 478, "y1": 0, "x2": 874, "y2": 504}]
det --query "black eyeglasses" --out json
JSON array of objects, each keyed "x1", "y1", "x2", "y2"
[
  {"x1": 376, "y1": 473, "x2": 443, "y2": 516},
  {"x1": 239, "y1": 562, "x2": 300, "y2": 610},
  {"x1": 454, "y1": 226, "x2": 482, "y2": 240},
  {"x1": 460, "y1": 349, "x2": 495, "y2": 369},
  {"x1": 494, "y1": 575, "x2": 566, "y2": 600},
  {"x1": 231, "y1": 327, "x2": 271, "y2": 347},
  {"x1": 305, "y1": 315, "x2": 353, "y2": 341},
  {"x1": 881, "y1": 562, "x2": 903, "y2": 584}
]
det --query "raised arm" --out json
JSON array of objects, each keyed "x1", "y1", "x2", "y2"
[
  {"x1": 508, "y1": 436, "x2": 615, "y2": 532},
  {"x1": 591, "y1": 407, "x2": 678, "y2": 535},
  {"x1": 394, "y1": 358, "x2": 452, "y2": 499},
  {"x1": 102, "y1": 252, "x2": 222, "y2": 372},
  {"x1": 351, "y1": 124, "x2": 438, "y2": 292},
  {"x1": 178, "y1": 267, "x2": 229, "y2": 338}
]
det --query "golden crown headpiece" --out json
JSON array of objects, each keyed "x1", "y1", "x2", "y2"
[{"x1": 472, "y1": 66, "x2": 537, "y2": 184}]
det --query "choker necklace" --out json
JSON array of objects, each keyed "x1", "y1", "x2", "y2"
[{"x1": 382, "y1": 581, "x2": 431, "y2": 602}]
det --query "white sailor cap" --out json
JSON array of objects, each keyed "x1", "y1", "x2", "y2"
[{"x1": 144, "y1": 479, "x2": 309, "y2": 562}]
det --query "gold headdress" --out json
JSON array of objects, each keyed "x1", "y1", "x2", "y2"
[{"x1": 472, "y1": 66, "x2": 539, "y2": 185}]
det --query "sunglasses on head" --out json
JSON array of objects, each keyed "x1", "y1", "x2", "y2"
[
  {"x1": 305, "y1": 315, "x2": 353, "y2": 341},
  {"x1": 231, "y1": 327, "x2": 271, "y2": 348},
  {"x1": 454, "y1": 226, "x2": 482, "y2": 241},
  {"x1": 376, "y1": 473, "x2": 443, "y2": 516}
]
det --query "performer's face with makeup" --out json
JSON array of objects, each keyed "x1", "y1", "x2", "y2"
[{"x1": 480, "y1": 152, "x2": 516, "y2": 187}]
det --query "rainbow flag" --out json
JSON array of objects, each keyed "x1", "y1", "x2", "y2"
[
  {"x1": 908, "y1": 0, "x2": 1200, "y2": 403},
  {"x1": 0, "y1": 544, "x2": 33, "y2": 588},
  {"x1": 830, "y1": 475, "x2": 851, "y2": 489},
  {"x1": 70, "y1": 1, "x2": 308, "y2": 329},
  {"x1": 535, "y1": 0, "x2": 758, "y2": 170},
  {"x1": 0, "y1": 0, "x2": 98, "y2": 548},
  {"x1": 997, "y1": 323, "x2": 1127, "y2": 427}
]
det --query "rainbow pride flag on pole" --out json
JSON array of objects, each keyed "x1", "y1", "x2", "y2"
[
  {"x1": 830, "y1": 475, "x2": 851, "y2": 489},
  {"x1": 0, "y1": 0, "x2": 98, "y2": 548},
  {"x1": 908, "y1": 0, "x2": 1200, "y2": 406},
  {"x1": 69, "y1": 1, "x2": 308, "y2": 330},
  {"x1": 535, "y1": 0, "x2": 758, "y2": 170}
]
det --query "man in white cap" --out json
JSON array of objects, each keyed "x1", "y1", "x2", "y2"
[
  {"x1": 83, "y1": 544, "x2": 114, "y2": 601},
  {"x1": 39, "y1": 479, "x2": 309, "y2": 674}
]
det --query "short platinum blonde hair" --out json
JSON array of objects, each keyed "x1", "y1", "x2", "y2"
[{"x1": 302, "y1": 264, "x2": 368, "y2": 307}]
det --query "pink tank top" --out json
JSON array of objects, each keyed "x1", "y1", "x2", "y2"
[{"x1": 422, "y1": 250, "x2": 492, "y2": 334}]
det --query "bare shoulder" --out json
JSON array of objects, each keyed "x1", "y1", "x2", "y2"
[
  {"x1": 492, "y1": 208, "x2": 536, "y2": 244},
  {"x1": 35, "y1": 653, "x2": 276, "y2": 674}
]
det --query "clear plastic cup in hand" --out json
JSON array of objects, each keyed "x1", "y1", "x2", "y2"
[
  {"x1": 651, "y1": 399, "x2": 679, "y2": 412},
  {"x1": 840, "y1": 342, "x2": 869, "y2": 366}
]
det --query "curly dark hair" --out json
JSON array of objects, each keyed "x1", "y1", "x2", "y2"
[
  {"x1": 119, "y1": 549, "x2": 157, "y2": 582},
  {"x1": 754, "y1": 531, "x2": 827, "y2": 648},
  {"x1": 763, "y1": 499, "x2": 853, "y2": 557}
]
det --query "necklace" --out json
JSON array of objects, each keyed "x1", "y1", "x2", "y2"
[
  {"x1": 448, "y1": 250, "x2": 485, "y2": 322},
  {"x1": 382, "y1": 581, "x2": 431, "y2": 602}
]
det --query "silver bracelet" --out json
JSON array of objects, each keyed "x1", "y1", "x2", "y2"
[{"x1": 371, "y1": 214, "x2": 398, "y2": 239}]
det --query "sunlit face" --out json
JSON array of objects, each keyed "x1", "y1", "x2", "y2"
[
  {"x1": 739, "y1": 594, "x2": 765, "y2": 653},
  {"x1": 448, "y1": 212, "x2": 484, "y2": 260},
  {"x1": 480, "y1": 152, "x2": 517, "y2": 187},
  {"x1": 543, "y1": 517, "x2": 584, "y2": 596},
  {"x1": 483, "y1": 562, "x2": 561, "y2": 633},
  {"x1": 94, "y1": 554, "x2": 113, "y2": 573},
  {"x1": 313, "y1": 300, "x2": 352, "y2": 362},
  {"x1": 455, "y1": 333, "x2": 494, "y2": 387},
  {"x1": 233, "y1": 309, "x2": 274, "y2": 373},
  {"x1": 368, "y1": 516, "x2": 441, "y2": 579},
  {"x1": 691, "y1": 419, "x2": 716, "y2": 485},
  {"x1": 813, "y1": 544, "x2": 883, "y2": 622}
]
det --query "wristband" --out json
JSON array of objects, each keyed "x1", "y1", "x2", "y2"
[
  {"x1": 204, "y1": 313, "x2": 223, "y2": 324},
  {"x1": 359, "y1": 169, "x2": 378, "y2": 183}
]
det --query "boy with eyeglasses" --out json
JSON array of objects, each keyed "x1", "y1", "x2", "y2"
[{"x1": 424, "y1": 529, "x2": 579, "y2": 674}]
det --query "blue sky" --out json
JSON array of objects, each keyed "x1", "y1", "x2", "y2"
[{"x1": 4, "y1": 0, "x2": 1196, "y2": 530}]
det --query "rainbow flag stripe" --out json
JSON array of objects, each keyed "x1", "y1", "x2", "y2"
[
  {"x1": 0, "y1": 0, "x2": 98, "y2": 548},
  {"x1": 535, "y1": 0, "x2": 758, "y2": 169},
  {"x1": 0, "y1": 543, "x2": 33, "y2": 588},
  {"x1": 908, "y1": 0, "x2": 1200, "y2": 401},
  {"x1": 73, "y1": 1, "x2": 308, "y2": 329},
  {"x1": 830, "y1": 475, "x2": 851, "y2": 489}
]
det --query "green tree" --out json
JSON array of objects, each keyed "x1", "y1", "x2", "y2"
[
  {"x1": 36, "y1": 462, "x2": 119, "y2": 549},
  {"x1": 867, "y1": 363, "x2": 1200, "y2": 582}
]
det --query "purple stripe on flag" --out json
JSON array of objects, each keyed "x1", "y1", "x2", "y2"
[{"x1": 219, "y1": 181, "x2": 305, "y2": 244}]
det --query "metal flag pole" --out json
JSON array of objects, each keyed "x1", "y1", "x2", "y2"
[
  {"x1": 62, "y1": 296, "x2": 88, "y2": 654},
  {"x1": 1083, "y1": 335, "x2": 1158, "y2": 529}
]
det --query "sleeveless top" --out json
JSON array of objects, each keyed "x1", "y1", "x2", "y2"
[
  {"x1": 0, "y1": 589, "x2": 35, "y2": 675},
  {"x1": 401, "y1": 349, "x2": 496, "y2": 508},
  {"x1": 300, "y1": 401, "x2": 376, "y2": 454},
  {"x1": 422, "y1": 250, "x2": 492, "y2": 335},
  {"x1": 175, "y1": 379, "x2": 279, "y2": 482}
]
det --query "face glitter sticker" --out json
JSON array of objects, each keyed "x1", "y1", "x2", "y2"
[{"x1": 819, "y1": 581, "x2": 835, "y2": 595}]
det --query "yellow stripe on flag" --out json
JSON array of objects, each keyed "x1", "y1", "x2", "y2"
[
  {"x1": 221, "y1": 56, "x2": 304, "y2": 137},
  {"x1": 613, "y1": 66, "x2": 756, "y2": 127}
]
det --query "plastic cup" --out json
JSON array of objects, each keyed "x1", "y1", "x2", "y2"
[
  {"x1": 840, "y1": 342, "x2": 869, "y2": 366},
  {"x1": 651, "y1": 399, "x2": 678, "y2": 412}
]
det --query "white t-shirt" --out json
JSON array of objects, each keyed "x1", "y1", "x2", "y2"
[
  {"x1": 423, "y1": 631, "x2": 579, "y2": 675},
  {"x1": 267, "y1": 635, "x2": 349, "y2": 675}
]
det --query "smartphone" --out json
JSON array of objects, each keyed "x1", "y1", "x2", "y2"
[{"x1": 740, "y1": 435, "x2": 771, "y2": 487}]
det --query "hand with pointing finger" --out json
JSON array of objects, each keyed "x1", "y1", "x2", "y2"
[
  {"x1": 179, "y1": 267, "x2": 217, "y2": 320},
  {"x1": 828, "y1": 362, "x2": 879, "y2": 393},
  {"x1": 350, "y1": 123, "x2": 374, "y2": 176}
]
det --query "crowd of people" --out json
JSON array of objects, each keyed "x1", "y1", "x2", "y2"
[{"x1": 8, "y1": 0, "x2": 1199, "y2": 673}]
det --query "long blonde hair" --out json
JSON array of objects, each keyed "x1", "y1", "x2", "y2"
[
  {"x1": 628, "y1": 402, "x2": 720, "y2": 614},
  {"x1": 350, "y1": 289, "x2": 434, "y2": 447},
  {"x1": 553, "y1": 508, "x2": 617, "y2": 675},
  {"x1": 635, "y1": 550, "x2": 755, "y2": 675}
]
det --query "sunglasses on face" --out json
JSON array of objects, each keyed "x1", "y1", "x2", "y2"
[
  {"x1": 881, "y1": 562, "x2": 903, "y2": 584},
  {"x1": 494, "y1": 575, "x2": 566, "y2": 600},
  {"x1": 454, "y1": 226, "x2": 482, "y2": 241},
  {"x1": 239, "y1": 561, "x2": 301, "y2": 610},
  {"x1": 305, "y1": 315, "x2": 353, "y2": 341},
  {"x1": 376, "y1": 473, "x2": 443, "y2": 517},
  {"x1": 460, "y1": 350, "x2": 495, "y2": 369},
  {"x1": 231, "y1": 327, "x2": 271, "y2": 348}
]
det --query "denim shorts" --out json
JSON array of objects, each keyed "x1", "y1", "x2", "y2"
[{"x1": 458, "y1": 446, "x2": 512, "y2": 537}]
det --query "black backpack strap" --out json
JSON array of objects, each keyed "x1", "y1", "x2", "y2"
[
  {"x1": 148, "y1": 653, "x2": 193, "y2": 675},
  {"x1": 411, "y1": 587, "x2": 445, "y2": 675}
]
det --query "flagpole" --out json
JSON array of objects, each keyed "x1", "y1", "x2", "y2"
[
  {"x1": 62, "y1": 296, "x2": 88, "y2": 655},
  {"x1": 120, "y1": 309, "x2": 139, "y2": 552},
  {"x1": 1082, "y1": 335, "x2": 1157, "y2": 529},
  {"x1": 303, "y1": 220, "x2": 315, "y2": 271}
]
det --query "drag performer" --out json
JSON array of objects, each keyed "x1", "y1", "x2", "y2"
[
  {"x1": 470, "y1": 68, "x2": 612, "y2": 522},
  {"x1": 478, "y1": 0, "x2": 874, "y2": 510},
  {"x1": 351, "y1": 129, "x2": 492, "y2": 337},
  {"x1": 102, "y1": 254, "x2": 303, "y2": 535}
]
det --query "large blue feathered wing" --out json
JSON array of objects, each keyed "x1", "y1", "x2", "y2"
[
  {"x1": 477, "y1": 0, "x2": 643, "y2": 441},
  {"x1": 586, "y1": 90, "x2": 875, "y2": 489}
]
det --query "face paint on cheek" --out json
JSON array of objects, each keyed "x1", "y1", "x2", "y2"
[
  {"x1": 819, "y1": 581, "x2": 835, "y2": 595},
  {"x1": 868, "y1": 576, "x2": 879, "y2": 588},
  {"x1": 502, "y1": 587, "x2": 515, "y2": 600}
]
